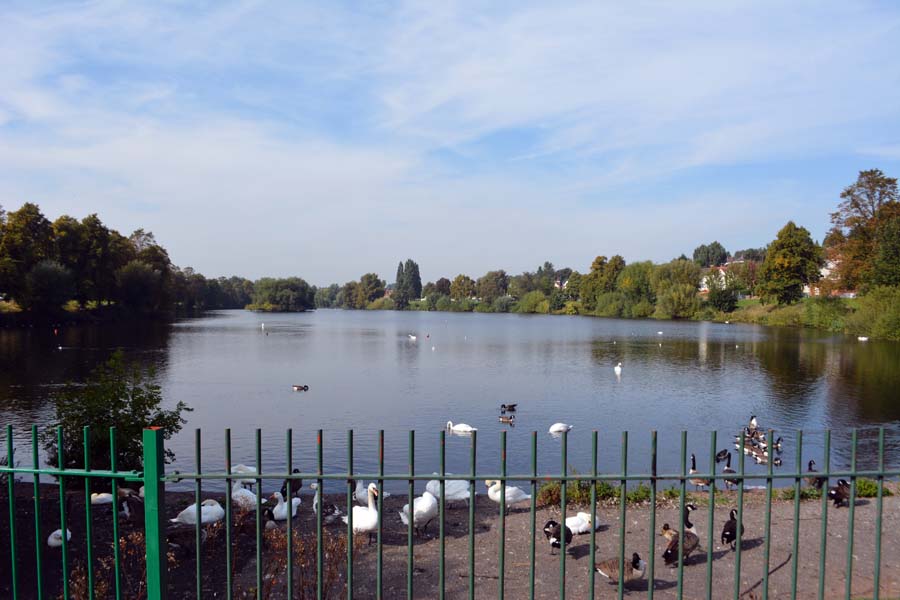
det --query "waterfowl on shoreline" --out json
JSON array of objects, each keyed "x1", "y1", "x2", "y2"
[
  {"x1": 595, "y1": 552, "x2": 647, "y2": 585},
  {"x1": 486, "y1": 480, "x2": 531, "y2": 513},
  {"x1": 166, "y1": 522, "x2": 207, "y2": 555},
  {"x1": 543, "y1": 520, "x2": 573, "y2": 555},
  {"x1": 310, "y1": 483, "x2": 344, "y2": 524},
  {"x1": 426, "y1": 477, "x2": 473, "y2": 507},
  {"x1": 354, "y1": 480, "x2": 391, "y2": 506},
  {"x1": 660, "y1": 523, "x2": 699, "y2": 566},
  {"x1": 682, "y1": 503, "x2": 698, "y2": 535},
  {"x1": 399, "y1": 490, "x2": 438, "y2": 536},
  {"x1": 48, "y1": 528, "x2": 72, "y2": 548},
  {"x1": 271, "y1": 492, "x2": 301, "y2": 520},
  {"x1": 828, "y1": 479, "x2": 851, "y2": 507},
  {"x1": 565, "y1": 511, "x2": 601, "y2": 535},
  {"x1": 806, "y1": 460, "x2": 827, "y2": 489},
  {"x1": 231, "y1": 481, "x2": 261, "y2": 511},
  {"x1": 548, "y1": 423, "x2": 573, "y2": 435},
  {"x1": 280, "y1": 469, "x2": 302, "y2": 499},
  {"x1": 446, "y1": 421, "x2": 477, "y2": 434},
  {"x1": 344, "y1": 483, "x2": 379, "y2": 543},
  {"x1": 689, "y1": 454, "x2": 711, "y2": 490},
  {"x1": 263, "y1": 507, "x2": 278, "y2": 530},
  {"x1": 171, "y1": 499, "x2": 224, "y2": 525},
  {"x1": 721, "y1": 508, "x2": 744, "y2": 550},
  {"x1": 722, "y1": 452, "x2": 738, "y2": 490},
  {"x1": 230, "y1": 464, "x2": 258, "y2": 488},
  {"x1": 90, "y1": 492, "x2": 114, "y2": 505}
]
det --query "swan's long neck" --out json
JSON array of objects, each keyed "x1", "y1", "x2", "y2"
[{"x1": 367, "y1": 488, "x2": 377, "y2": 511}]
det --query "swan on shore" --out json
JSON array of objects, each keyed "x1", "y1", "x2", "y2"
[
  {"x1": 271, "y1": 492, "x2": 301, "y2": 520},
  {"x1": 485, "y1": 480, "x2": 531, "y2": 513},
  {"x1": 310, "y1": 483, "x2": 344, "y2": 524},
  {"x1": 565, "y1": 511, "x2": 601, "y2": 535},
  {"x1": 171, "y1": 499, "x2": 225, "y2": 525},
  {"x1": 399, "y1": 490, "x2": 439, "y2": 536},
  {"x1": 47, "y1": 528, "x2": 71, "y2": 548},
  {"x1": 344, "y1": 482, "x2": 379, "y2": 543},
  {"x1": 231, "y1": 481, "x2": 261, "y2": 511},
  {"x1": 354, "y1": 480, "x2": 391, "y2": 506},
  {"x1": 426, "y1": 477, "x2": 473, "y2": 507}
]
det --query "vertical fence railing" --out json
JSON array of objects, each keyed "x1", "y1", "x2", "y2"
[{"x1": 1, "y1": 425, "x2": 898, "y2": 600}]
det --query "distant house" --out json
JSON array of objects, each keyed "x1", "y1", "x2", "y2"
[
  {"x1": 699, "y1": 267, "x2": 727, "y2": 294},
  {"x1": 553, "y1": 278, "x2": 568, "y2": 290},
  {"x1": 803, "y1": 260, "x2": 856, "y2": 298}
]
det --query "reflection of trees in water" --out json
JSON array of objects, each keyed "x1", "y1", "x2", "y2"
[
  {"x1": 753, "y1": 328, "x2": 827, "y2": 411},
  {"x1": 0, "y1": 321, "x2": 172, "y2": 413},
  {"x1": 825, "y1": 342, "x2": 900, "y2": 423}
]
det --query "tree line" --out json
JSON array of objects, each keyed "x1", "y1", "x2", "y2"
[
  {"x1": 0, "y1": 202, "x2": 296, "y2": 316},
  {"x1": 315, "y1": 170, "x2": 900, "y2": 338}
]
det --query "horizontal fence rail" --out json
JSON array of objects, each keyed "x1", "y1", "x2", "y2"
[{"x1": 1, "y1": 425, "x2": 896, "y2": 599}]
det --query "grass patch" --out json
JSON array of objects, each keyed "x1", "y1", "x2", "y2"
[
  {"x1": 780, "y1": 487, "x2": 823, "y2": 501},
  {"x1": 856, "y1": 478, "x2": 893, "y2": 498}
]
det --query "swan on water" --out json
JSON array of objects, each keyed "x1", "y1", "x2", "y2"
[
  {"x1": 548, "y1": 423, "x2": 573, "y2": 435},
  {"x1": 399, "y1": 490, "x2": 439, "y2": 536},
  {"x1": 171, "y1": 499, "x2": 225, "y2": 525},
  {"x1": 447, "y1": 421, "x2": 477, "y2": 434},
  {"x1": 614, "y1": 362, "x2": 622, "y2": 376},
  {"x1": 343, "y1": 482, "x2": 379, "y2": 543},
  {"x1": 408, "y1": 334, "x2": 417, "y2": 341},
  {"x1": 230, "y1": 464, "x2": 258, "y2": 488},
  {"x1": 271, "y1": 492, "x2": 301, "y2": 520}
]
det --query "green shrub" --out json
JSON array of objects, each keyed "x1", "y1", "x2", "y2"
[
  {"x1": 626, "y1": 483, "x2": 652, "y2": 504},
  {"x1": 473, "y1": 301, "x2": 493, "y2": 313},
  {"x1": 803, "y1": 297, "x2": 848, "y2": 332},
  {"x1": 366, "y1": 296, "x2": 394, "y2": 310},
  {"x1": 856, "y1": 478, "x2": 893, "y2": 498},
  {"x1": 492, "y1": 296, "x2": 516, "y2": 313},
  {"x1": 563, "y1": 300, "x2": 582, "y2": 315},
  {"x1": 594, "y1": 292, "x2": 627, "y2": 318},
  {"x1": 517, "y1": 291, "x2": 548, "y2": 314},
  {"x1": 630, "y1": 299, "x2": 655, "y2": 318},
  {"x1": 846, "y1": 286, "x2": 900, "y2": 341},
  {"x1": 780, "y1": 486, "x2": 822, "y2": 500}
]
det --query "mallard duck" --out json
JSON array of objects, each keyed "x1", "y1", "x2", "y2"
[
  {"x1": 721, "y1": 508, "x2": 744, "y2": 550},
  {"x1": 595, "y1": 552, "x2": 647, "y2": 585},
  {"x1": 543, "y1": 520, "x2": 573, "y2": 555},
  {"x1": 689, "y1": 454, "x2": 711, "y2": 490},
  {"x1": 806, "y1": 460, "x2": 826, "y2": 489},
  {"x1": 660, "y1": 523, "x2": 699, "y2": 566},
  {"x1": 399, "y1": 491, "x2": 439, "y2": 536},
  {"x1": 828, "y1": 479, "x2": 851, "y2": 508},
  {"x1": 343, "y1": 483, "x2": 379, "y2": 544}
]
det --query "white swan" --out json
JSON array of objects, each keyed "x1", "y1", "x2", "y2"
[
  {"x1": 354, "y1": 480, "x2": 391, "y2": 506},
  {"x1": 310, "y1": 483, "x2": 344, "y2": 524},
  {"x1": 426, "y1": 477, "x2": 473, "y2": 507},
  {"x1": 447, "y1": 421, "x2": 477, "y2": 434},
  {"x1": 408, "y1": 334, "x2": 417, "y2": 341},
  {"x1": 47, "y1": 529, "x2": 71, "y2": 548},
  {"x1": 90, "y1": 492, "x2": 114, "y2": 505},
  {"x1": 399, "y1": 491, "x2": 439, "y2": 536},
  {"x1": 858, "y1": 336, "x2": 869, "y2": 342},
  {"x1": 485, "y1": 480, "x2": 531, "y2": 512},
  {"x1": 271, "y1": 492, "x2": 301, "y2": 520},
  {"x1": 343, "y1": 482, "x2": 379, "y2": 543},
  {"x1": 614, "y1": 362, "x2": 622, "y2": 376},
  {"x1": 231, "y1": 481, "x2": 261, "y2": 511},
  {"x1": 230, "y1": 464, "x2": 258, "y2": 487},
  {"x1": 549, "y1": 423, "x2": 573, "y2": 435},
  {"x1": 565, "y1": 511, "x2": 601, "y2": 535},
  {"x1": 170, "y1": 499, "x2": 225, "y2": 525}
]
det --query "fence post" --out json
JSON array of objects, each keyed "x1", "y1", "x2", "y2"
[{"x1": 143, "y1": 427, "x2": 167, "y2": 599}]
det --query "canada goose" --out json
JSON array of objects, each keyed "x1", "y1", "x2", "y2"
[
  {"x1": 722, "y1": 452, "x2": 738, "y2": 490},
  {"x1": 543, "y1": 520, "x2": 573, "y2": 555},
  {"x1": 595, "y1": 552, "x2": 647, "y2": 585},
  {"x1": 280, "y1": 469, "x2": 302, "y2": 499},
  {"x1": 343, "y1": 483, "x2": 379, "y2": 544},
  {"x1": 721, "y1": 508, "x2": 744, "y2": 550},
  {"x1": 485, "y1": 480, "x2": 531, "y2": 513},
  {"x1": 500, "y1": 404, "x2": 517, "y2": 412},
  {"x1": 498, "y1": 415, "x2": 516, "y2": 424},
  {"x1": 660, "y1": 523, "x2": 700, "y2": 566},
  {"x1": 120, "y1": 494, "x2": 145, "y2": 523},
  {"x1": 772, "y1": 457, "x2": 783, "y2": 467},
  {"x1": 806, "y1": 460, "x2": 826, "y2": 489},
  {"x1": 682, "y1": 503, "x2": 698, "y2": 535},
  {"x1": 689, "y1": 454, "x2": 711, "y2": 490},
  {"x1": 171, "y1": 499, "x2": 225, "y2": 525},
  {"x1": 748, "y1": 415, "x2": 758, "y2": 432},
  {"x1": 548, "y1": 423, "x2": 573, "y2": 435},
  {"x1": 828, "y1": 479, "x2": 851, "y2": 507},
  {"x1": 715, "y1": 449, "x2": 729, "y2": 463},
  {"x1": 263, "y1": 507, "x2": 278, "y2": 530},
  {"x1": 772, "y1": 437, "x2": 783, "y2": 452},
  {"x1": 292, "y1": 384, "x2": 309, "y2": 392},
  {"x1": 399, "y1": 491, "x2": 439, "y2": 536},
  {"x1": 446, "y1": 421, "x2": 477, "y2": 434}
]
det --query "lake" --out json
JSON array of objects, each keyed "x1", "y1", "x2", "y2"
[{"x1": 2, "y1": 309, "x2": 899, "y2": 492}]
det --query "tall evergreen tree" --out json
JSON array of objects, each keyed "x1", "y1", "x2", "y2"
[{"x1": 403, "y1": 259, "x2": 422, "y2": 300}]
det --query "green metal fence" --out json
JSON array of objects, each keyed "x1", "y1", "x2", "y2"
[{"x1": 1, "y1": 424, "x2": 897, "y2": 599}]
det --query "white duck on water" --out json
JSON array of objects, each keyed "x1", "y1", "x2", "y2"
[
  {"x1": 344, "y1": 482, "x2": 379, "y2": 543},
  {"x1": 614, "y1": 362, "x2": 622, "y2": 376}
]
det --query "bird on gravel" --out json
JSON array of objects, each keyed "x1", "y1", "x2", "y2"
[
  {"x1": 543, "y1": 520, "x2": 573, "y2": 555},
  {"x1": 660, "y1": 523, "x2": 699, "y2": 566},
  {"x1": 595, "y1": 552, "x2": 647, "y2": 585},
  {"x1": 828, "y1": 479, "x2": 851, "y2": 507},
  {"x1": 720, "y1": 508, "x2": 744, "y2": 550},
  {"x1": 806, "y1": 460, "x2": 827, "y2": 490}
]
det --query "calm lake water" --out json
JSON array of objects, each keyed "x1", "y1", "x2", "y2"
[{"x1": 2, "y1": 309, "x2": 899, "y2": 492}]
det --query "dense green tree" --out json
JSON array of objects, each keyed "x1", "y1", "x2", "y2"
[
  {"x1": 393, "y1": 262, "x2": 408, "y2": 308},
  {"x1": 0, "y1": 203, "x2": 53, "y2": 300},
  {"x1": 251, "y1": 277, "x2": 315, "y2": 311},
  {"x1": 44, "y1": 350, "x2": 190, "y2": 471},
  {"x1": 117, "y1": 260, "x2": 163, "y2": 313},
  {"x1": 651, "y1": 259, "x2": 701, "y2": 295},
  {"x1": 314, "y1": 283, "x2": 340, "y2": 308},
  {"x1": 564, "y1": 271, "x2": 582, "y2": 300},
  {"x1": 825, "y1": 169, "x2": 899, "y2": 290},
  {"x1": 616, "y1": 261, "x2": 656, "y2": 305},
  {"x1": 693, "y1": 241, "x2": 728, "y2": 267},
  {"x1": 732, "y1": 247, "x2": 767, "y2": 262},
  {"x1": 450, "y1": 274, "x2": 475, "y2": 300},
  {"x1": 705, "y1": 275, "x2": 738, "y2": 312},
  {"x1": 758, "y1": 221, "x2": 824, "y2": 305},
  {"x1": 20, "y1": 260, "x2": 75, "y2": 312},
  {"x1": 580, "y1": 255, "x2": 625, "y2": 310},
  {"x1": 392, "y1": 258, "x2": 422, "y2": 309},
  {"x1": 656, "y1": 283, "x2": 700, "y2": 318},
  {"x1": 422, "y1": 281, "x2": 436, "y2": 298},
  {"x1": 356, "y1": 273, "x2": 385, "y2": 308},
  {"x1": 434, "y1": 277, "x2": 451, "y2": 296},
  {"x1": 51, "y1": 215, "x2": 87, "y2": 303},
  {"x1": 872, "y1": 214, "x2": 900, "y2": 286},
  {"x1": 516, "y1": 290, "x2": 549, "y2": 314},
  {"x1": 476, "y1": 269, "x2": 509, "y2": 304}
]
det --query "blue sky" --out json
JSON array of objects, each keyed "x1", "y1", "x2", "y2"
[{"x1": 1, "y1": 1, "x2": 899, "y2": 285}]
